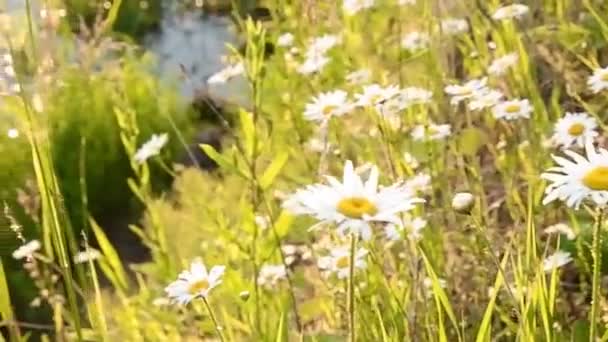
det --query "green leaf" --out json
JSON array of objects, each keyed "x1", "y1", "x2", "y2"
[
  {"x1": 273, "y1": 210, "x2": 294, "y2": 238},
  {"x1": 420, "y1": 250, "x2": 463, "y2": 342},
  {"x1": 201, "y1": 144, "x2": 248, "y2": 178},
  {"x1": 102, "y1": 0, "x2": 123, "y2": 33},
  {"x1": 89, "y1": 218, "x2": 129, "y2": 291},
  {"x1": 458, "y1": 127, "x2": 488, "y2": 156},
  {"x1": 476, "y1": 251, "x2": 509, "y2": 342},
  {"x1": 239, "y1": 109, "x2": 256, "y2": 159},
  {"x1": 574, "y1": 320, "x2": 590, "y2": 341},
  {"x1": 275, "y1": 312, "x2": 286, "y2": 342},
  {"x1": 0, "y1": 260, "x2": 20, "y2": 341},
  {"x1": 260, "y1": 152, "x2": 289, "y2": 189}
]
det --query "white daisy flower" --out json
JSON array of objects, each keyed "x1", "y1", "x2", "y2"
[
  {"x1": 297, "y1": 54, "x2": 330, "y2": 75},
  {"x1": 343, "y1": 0, "x2": 375, "y2": 15},
  {"x1": 12, "y1": 240, "x2": 41, "y2": 260},
  {"x1": 318, "y1": 245, "x2": 368, "y2": 279},
  {"x1": 4, "y1": 65, "x2": 15, "y2": 77},
  {"x1": 346, "y1": 69, "x2": 371, "y2": 84},
  {"x1": 467, "y1": 89, "x2": 504, "y2": 111},
  {"x1": 552, "y1": 112, "x2": 598, "y2": 149},
  {"x1": 355, "y1": 84, "x2": 400, "y2": 107},
  {"x1": 306, "y1": 136, "x2": 329, "y2": 153},
  {"x1": 405, "y1": 216, "x2": 428, "y2": 240},
  {"x1": 444, "y1": 78, "x2": 488, "y2": 105},
  {"x1": 2, "y1": 53, "x2": 11, "y2": 64},
  {"x1": 254, "y1": 215, "x2": 270, "y2": 230},
  {"x1": 277, "y1": 32, "x2": 294, "y2": 47},
  {"x1": 440, "y1": 18, "x2": 469, "y2": 35},
  {"x1": 283, "y1": 160, "x2": 424, "y2": 240},
  {"x1": 492, "y1": 4, "x2": 529, "y2": 21},
  {"x1": 544, "y1": 223, "x2": 576, "y2": 240},
  {"x1": 423, "y1": 277, "x2": 447, "y2": 290},
  {"x1": 308, "y1": 34, "x2": 342, "y2": 56},
  {"x1": 384, "y1": 224, "x2": 402, "y2": 241},
  {"x1": 399, "y1": 87, "x2": 434, "y2": 106},
  {"x1": 7, "y1": 128, "x2": 19, "y2": 139},
  {"x1": 257, "y1": 264, "x2": 287, "y2": 288},
  {"x1": 164, "y1": 260, "x2": 225, "y2": 305},
  {"x1": 403, "y1": 173, "x2": 432, "y2": 194},
  {"x1": 207, "y1": 62, "x2": 245, "y2": 84},
  {"x1": 542, "y1": 142, "x2": 608, "y2": 208},
  {"x1": 587, "y1": 66, "x2": 608, "y2": 93},
  {"x1": 384, "y1": 215, "x2": 427, "y2": 241},
  {"x1": 303, "y1": 90, "x2": 352, "y2": 123},
  {"x1": 401, "y1": 31, "x2": 430, "y2": 52},
  {"x1": 74, "y1": 248, "x2": 102, "y2": 264},
  {"x1": 492, "y1": 99, "x2": 532, "y2": 120},
  {"x1": 134, "y1": 133, "x2": 169, "y2": 164},
  {"x1": 411, "y1": 123, "x2": 451, "y2": 141},
  {"x1": 542, "y1": 251, "x2": 572, "y2": 272},
  {"x1": 488, "y1": 53, "x2": 518, "y2": 76},
  {"x1": 403, "y1": 152, "x2": 420, "y2": 169}
]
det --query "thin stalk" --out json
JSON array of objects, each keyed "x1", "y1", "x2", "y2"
[
  {"x1": 203, "y1": 297, "x2": 226, "y2": 342},
  {"x1": 7, "y1": 36, "x2": 83, "y2": 341},
  {"x1": 348, "y1": 233, "x2": 357, "y2": 342},
  {"x1": 261, "y1": 197, "x2": 302, "y2": 332},
  {"x1": 590, "y1": 208, "x2": 604, "y2": 342},
  {"x1": 470, "y1": 216, "x2": 522, "y2": 324},
  {"x1": 24, "y1": 0, "x2": 37, "y2": 62}
]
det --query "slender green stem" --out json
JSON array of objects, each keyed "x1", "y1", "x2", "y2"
[
  {"x1": 261, "y1": 197, "x2": 303, "y2": 332},
  {"x1": 470, "y1": 216, "x2": 522, "y2": 324},
  {"x1": 590, "y1": 209, "x2": 604, "y2": 342},
  {"x1": 24, "y1": 0, "x2": 37, "y2": 62},
  {"x1": 202, "y1": 297, "x2": 225, "y2": 342},
  {"x1": 348, "y1": 233, "x2": 357, "y2": 342}
]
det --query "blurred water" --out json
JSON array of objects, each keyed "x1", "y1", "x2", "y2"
[
  {"x1": 144, "y1": 2, "x2": 249, "y2": 106},
  {"x1": 4, "y1": 0, "x2": 248, "y2": 106}
]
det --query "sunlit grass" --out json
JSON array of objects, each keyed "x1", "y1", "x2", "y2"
[{"x1": 3, "y1": 0, "x2": 608, "y2": 341}]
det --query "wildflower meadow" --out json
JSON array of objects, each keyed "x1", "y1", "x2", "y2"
[{"x1": 4, "y1": 0, "x2": 608, "y2": 341}]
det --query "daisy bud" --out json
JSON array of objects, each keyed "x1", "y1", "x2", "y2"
[
  {"x1": 452, "y1": 192, "x2": 475, "y2": 214},
  {"x1": 239, "y1": 290, "x2": 250, "y2": 301}
]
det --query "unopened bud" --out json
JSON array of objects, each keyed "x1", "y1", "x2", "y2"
[
  {"x1": 452, "y1": 192, "x2": 475, "y2": 214},
  {"x1": 239, "y1": 290, "x2": 250, "y2": 301}
]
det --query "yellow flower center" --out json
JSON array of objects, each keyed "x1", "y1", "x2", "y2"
[
  {"x1": 505, "y1": 104, "x2": 521, "y2": 113},
  {"x1": 601, "y1": 72, "x2": 608, "y2": 82},
  {"x1": 567, "y1": 123, "x2": 585, "y2": 136},
  {"x1": 188, "y1": 279, "x2": 210, "y2": 295},
  {"x1": 582, "y1": 166, "x2": 608, "y2": 191},
  {"x1": 336, "y1": 256, "x2": 350, "y2": 269},
  {"x1": 337, "y1": 197, "x2": 378, "y2": 219},
  {"x1": 322, "y1": 105, "x2": 337, "y2": 116}
]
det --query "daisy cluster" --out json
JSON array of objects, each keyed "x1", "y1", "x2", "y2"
[
  {"x1": 303, "y1": 82, "x2": 440, "y2": 140},
  {"x1": 444, "y1": 77, "x2": 532, "y2": 121},
  {"x1": 297, "y1": 34, "x2": 342, "y2": 75}
]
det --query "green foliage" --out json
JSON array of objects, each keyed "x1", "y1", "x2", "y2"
[
  {"x1": 64, "y1": 0, "x2": 163, "y2": 39},
  {"x1": 8, "y1": 0, "x2": 608, "y2": 341},
  {"x1": 43, "y1": 53, "x2": 194, "y2": 231}
]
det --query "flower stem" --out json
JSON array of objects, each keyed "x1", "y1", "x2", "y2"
[
  {"x1": 348, "y1": 233, "x2": 357, "y2": 342},
  {"x1": 590, "y1": 208, "x2": 604, "y2": 342},
  {"x1": 203, "y1": 297, "x2": 225, "y2": 342}
]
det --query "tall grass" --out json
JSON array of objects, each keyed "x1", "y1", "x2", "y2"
[{"x1": 3, "y1": 0, "x2": 608, "y2": 341}]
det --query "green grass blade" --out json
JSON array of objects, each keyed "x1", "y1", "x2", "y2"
[
  {"x1": 476, "y1": 251, "x2": 509, "y2": 342},
  {"x1": 0, "y1": 260, "x2": 20, "y2": 342}
]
